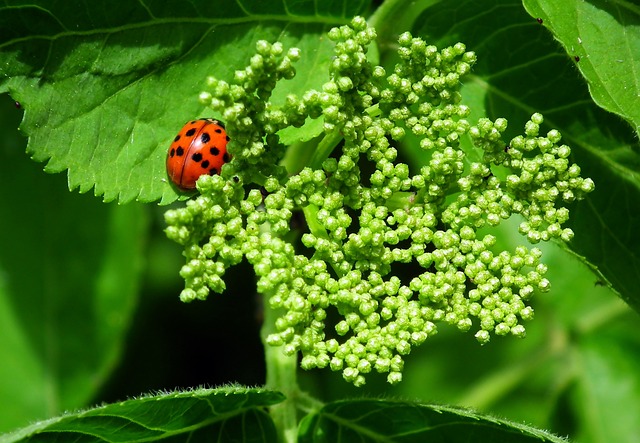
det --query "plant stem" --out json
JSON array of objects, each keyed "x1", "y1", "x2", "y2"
[
  {"x1": 262, "y1": 301, "x2": 300, "y2": 443},
  {"x1": 367, "y1": 0, "x2": 441, "y2": 49},
  {"x1": 309, "y1": 129, "x2": 344, "y2": 170},
  {"x1": 366, "y1": 0, "x2": 407, "y2": 33}
]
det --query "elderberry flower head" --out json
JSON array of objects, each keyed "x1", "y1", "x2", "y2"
[{"x1": 165, "y1": 17, "x2": 594, "y2": 386}]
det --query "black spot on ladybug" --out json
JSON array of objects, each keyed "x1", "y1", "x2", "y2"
[
  {"x1": 186, "y1": 128, "x2": 197, "y2": 137},
  {"x1": 201, "y1": 132, "x2": 210, "y2": 143},
  {"x1": 226, "y1": 135, "x2": 230, "y2": 142},
  {"x1": 192, "y1": 152, "x2": 203, "y2": 162},
  {"x1": 223, "y1": 153, "x2": 231, "y2": 162},
  {"x1": 190, "y1": 120, "x2": 197, "y2": 124},
  {"x1": 174, "y1": 135, "x2": 181, "y2": 142},
  {"x1": 210, "y1": 147, "x2": 220, "y2": 156},
  {"x1": 536, "y1": 18, "x2": 543, "y2": 24},
  {"x1": 214, "y1": 128, "x2": 222, "y2": 133},
  {"x1": 170, "y1": 148, "x2": 175, "y2": 157},
  {"x1": 574, "y1": 55, "x2": 580, "y2": 62},
  {"x1": 176, "y1": 146, "x2": 184, "y2": 156},
  {"x1": 201, "y1": 160, "x2": 210, "y2": 169},
  {"x1": 209, "y1": 168, "x2": 219, "y2": 175}
]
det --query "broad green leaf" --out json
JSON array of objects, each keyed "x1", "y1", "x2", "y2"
[
  {"x1": 519, "y1": 0, "x2": 640, "y2": 313},
  {"x1": 0, "y1": 98, "x2": 147, "y2": 432},
  {"x1": 0, "y1": 387, "x2": 284, "y2": 443},
  {"x1": 406, "y1": 0, "x2": 640, "y2": 312},
  {"x1": 522, "y1": 0, "x2": 640, "y2": 135},
  {"x1": 0, "y1": 0, "x2": 369, "y2": 204},
  {"x1": 298, "y1": 400, "x2": 567, "y2": 442}
]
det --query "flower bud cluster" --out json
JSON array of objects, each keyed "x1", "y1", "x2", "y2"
[
  {"x1": 467, "y1": 114, "x2": 595, "y2": 243},
  {"x1": 199, "y1": 40, "x2": 302, "y2": 183},
  {"x1": 165, "y1": 17, "x2": 594, "y2": 386}
]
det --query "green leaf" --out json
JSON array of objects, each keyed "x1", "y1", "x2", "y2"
[
  {"x1": 0, "y1": 0, "x2": 369, "y2": 204},
  {"x1": 518, "y1": 0, "x2": 640, "y2": 313},
  {"x1": 522, "y1": 0, "x2": 640, "y2": 135},
  {"x1": 405, "y1": 0, "x2": 640, "y2": 313},
  {"x1": 0, "y1": 99, "x2": 147, "y2": 432},
  {"x1": 299, "y1": 400, "x2": 567, "y2": 442},
  {"x1": 1, "y1": 387, "x2": 285, "y2": 443}
]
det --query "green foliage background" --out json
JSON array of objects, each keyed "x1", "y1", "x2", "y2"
[{"x1": 0, "y1": 0, "x2": 639, "y2": 442}]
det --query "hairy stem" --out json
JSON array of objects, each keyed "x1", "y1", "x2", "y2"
[{"x1": 262, "y1": 301, "x2": 300, "y2": 443}]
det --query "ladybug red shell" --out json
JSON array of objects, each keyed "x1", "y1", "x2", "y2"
[{"x1": 166, "y1": 118, "x2": 231, "y2": 190}]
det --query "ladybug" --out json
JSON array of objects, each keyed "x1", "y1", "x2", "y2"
[{"x1": 166, "y1": 118, "x2": 231, "y2": 190}]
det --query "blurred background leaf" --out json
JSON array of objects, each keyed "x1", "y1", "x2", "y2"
[{"x1": 0, "y1": 95, "x2": 147, "y2": 432}]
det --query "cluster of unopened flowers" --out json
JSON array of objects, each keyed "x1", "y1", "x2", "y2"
[{"x1": 165, "y1": 17, "x2": 594, "y2": 386}]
